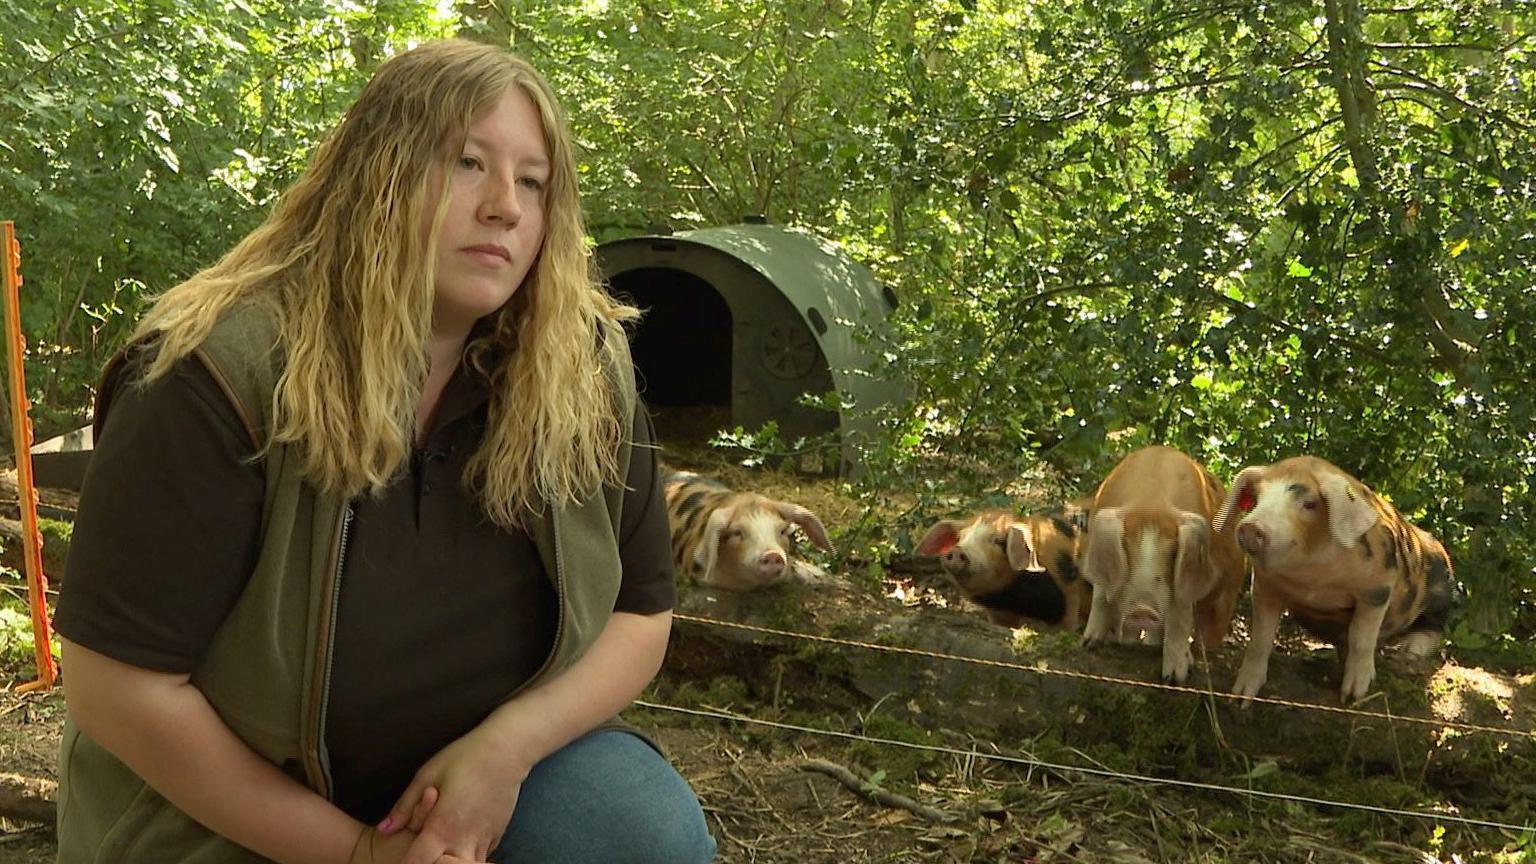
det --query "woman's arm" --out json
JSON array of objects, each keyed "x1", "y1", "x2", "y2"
[
  {"x1": 61, "y1": 637, "x2": 373, "y2": 864},
  {"x1": 388, "y1": 608, "x2": 672, "y2": 863},
  {"x1": 487, "y1": 607, "x2": 672, "y2": 760}
]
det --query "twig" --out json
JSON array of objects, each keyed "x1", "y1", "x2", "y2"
[
  {"x1": 1370, "y1": 840, "x2": 1440, "y2": 863},
  {"x1": 1291, "y1": 834, "x2": 1379, "y2": 863},
  {"x1": 800, "y1": 758, "x2": 960, "y2": 823}
]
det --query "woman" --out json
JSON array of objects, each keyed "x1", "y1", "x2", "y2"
[{"x1": 55, "y1": 39, "x2": 715, "y2": 864}]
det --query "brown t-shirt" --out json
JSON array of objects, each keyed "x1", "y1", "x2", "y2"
[{"x1": 55, "y1": 350, "x2": 675, "y2": 821}]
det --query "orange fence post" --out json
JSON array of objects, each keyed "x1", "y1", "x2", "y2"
[{"x1": 2, "y1": 221, "x2": 58, "y2": 692}]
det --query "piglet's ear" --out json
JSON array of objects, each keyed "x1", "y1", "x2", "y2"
[
  {"x1": 1318, "y1": 472, "x2": 1378, "y2": 549},
  {"x1": 1081, "y1": 508, "x2": 1126, "y2": 588},
  {"x1": 1213, "y1": 466, "x2": 1264, "y2": 534},
  {"x1": 1006, "y1": 522, "x2": 1044, "y2": 572},
  {"x1": 691, "y1": 508, "x2": 730, "y2": 583},
  {"x1": 776, "y1": 502, "x2": 834, "y2": 552},
  {"x1": 915, "y1": 521, "x2": 962, "y2": 556},
  {"x1": 1173, "y1": 511, "x2": 1213, "y2": 600}
]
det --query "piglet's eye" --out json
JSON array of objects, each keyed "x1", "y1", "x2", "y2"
[{"x1": 1302, "y1": 500, "x2": 1319, "y2": 511}]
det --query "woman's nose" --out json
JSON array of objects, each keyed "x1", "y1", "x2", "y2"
[{"x1": 478, "y1": 174, "x2": 522, "y2": 224}]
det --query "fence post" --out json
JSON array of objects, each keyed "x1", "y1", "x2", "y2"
[{"x1": 2, "y1": 221, "x2": 59, "y2": 692}]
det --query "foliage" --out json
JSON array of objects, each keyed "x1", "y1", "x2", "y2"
[
  {"x1": 0, "y1": 573, "x2": 56, "y2": 675},
  {"x1": 2, "y1": 0, "x2": 1532, "y2": 639},
  {"x1": 0, "y1": 0, "x2": 453, "y2": 435}
]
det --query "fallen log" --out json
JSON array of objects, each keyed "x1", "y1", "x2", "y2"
[{"x1": 0, "y1": 772, "x2": 56, "y2": 826}]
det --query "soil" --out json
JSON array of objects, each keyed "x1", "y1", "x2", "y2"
[{"x1": 2, "y1": 457, "x2": 1534, "y2": 863}]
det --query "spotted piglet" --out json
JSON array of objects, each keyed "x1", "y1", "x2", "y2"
[
  {"x1": 663, "y1": 471, "x2": 834, "y2": 591},
  {"x1": 915, "y1": 506, "x2": 1093, "y2": 632},
  {"x1": 1213, "y1": 456, "x2": 1455, "y2": 704},
  {"x1": 1077, "y1": 446, "x2": 1248, "y2": 683}
]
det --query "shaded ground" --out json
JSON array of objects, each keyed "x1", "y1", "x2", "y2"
[{"x1": 2, "y1": 457, "x2": 1535, "y2": 862}]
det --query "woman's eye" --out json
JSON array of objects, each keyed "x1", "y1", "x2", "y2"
[
  {"x1": 518, "y1": 176, "x2": 546, "y2": 191},
  {"x1": 458, "y1": 155, "x2": 483, "y2": 170}
]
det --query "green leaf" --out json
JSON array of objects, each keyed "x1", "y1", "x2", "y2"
[{"x1": 1243, "y1": 760, "x2": 1280, "y2": 781}]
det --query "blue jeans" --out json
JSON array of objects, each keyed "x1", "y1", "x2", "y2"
[{"x1": 490, "y1": 728, "x2": 716, "y2": 863}]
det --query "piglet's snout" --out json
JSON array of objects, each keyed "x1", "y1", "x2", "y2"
[
  {"x1": 1236, "y1": 522, "x2": 1267, "y2": 556},
  {"x1": 1123, "y1": 604, "x2": 1161, "y2": 632},
  {"x1": 942, "y1": 548, "x2": 970, "y2": 572},
  {"x1": 756, "y1": 550, "x2": 786, "y2": 579}
]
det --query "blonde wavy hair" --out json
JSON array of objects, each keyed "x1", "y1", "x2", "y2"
[{"x1": 133, "y1": 39, "x2": 638, "y2": 526}]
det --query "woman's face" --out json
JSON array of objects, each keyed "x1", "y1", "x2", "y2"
[{"x1": 429, "y1": 86, "x2": 551, "y2": 341}]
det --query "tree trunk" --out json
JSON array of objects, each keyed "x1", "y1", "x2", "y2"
[{"x1": 1322, "y1": 0, "x2": 1508, "y2": 632}]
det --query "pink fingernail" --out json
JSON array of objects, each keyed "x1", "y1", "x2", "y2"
[{"x1": 376, "y1": 816, "x2": 394, "y2": 832}]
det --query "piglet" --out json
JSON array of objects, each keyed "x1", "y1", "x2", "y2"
[
  {"x1": 1078, "y1": 446, "x2": 1247, "y2": 683},
  {"x1": 663, "y1": 470, "x2": 833, "y2": 591},
  {"x1": 1213, "y1": 456, "x2": 1455, "y2": 704},
  {"x1": 916, "y1": 506, "x2": 1093, "y2": 632}
]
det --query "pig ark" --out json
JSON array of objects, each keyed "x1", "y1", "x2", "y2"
[
  {"x1": 1213, "y1": 456, "x2": 1455, "y2": 704},
  {"x1": 663, "y1": 470, "x2": 834, "y2": 591},
  {"x1": 1079, "y1": 446, "x2": 1247, "y2": 683}
]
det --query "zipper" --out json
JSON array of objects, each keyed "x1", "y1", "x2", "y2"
[{"x1": 303, "y1": 502, "x2": 353, "y2": 797}]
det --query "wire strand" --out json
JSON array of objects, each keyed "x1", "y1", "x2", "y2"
[
  {"x1": 635, "y1": 699, "x2": 1535, "y2": 835},
  {"x1": 672, "y1": 612, "x2": 1534, "y2": 741}
]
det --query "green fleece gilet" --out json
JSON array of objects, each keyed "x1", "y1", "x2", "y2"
[{"x1": 56, "y1": 300, "x2": 637, "y2": 862}]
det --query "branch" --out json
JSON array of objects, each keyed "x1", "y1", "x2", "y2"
[
  {"x1": 1241, "y1": 113, "x2": 1344, "y2": 173},
  {"x1": 1011, "y1": 280, "x2": 1124, "y2": 308},
  {"x1": 1275, "y1": 141, "x2": 1348, "y2": 209},
  {"x1": 800, "y1": 759, "x2": 959, "y2": 823},
  {"x1": 1323, "y1": 0, "x2": 1381, "y2": 193},
  {"x1": 1031, "y1": 61, "x2": 1327, "y2": 126},
  {"x1": 1128, "y1": 3, "x2": 1252, "y2": 38},
  {"x1": 1372, "y1": 75, "x2": 1534, "y2": 132},
  {"x1": 1370, "y1": 42, "x2": 1499, "y2": 52},
  {"x1": 33, "y1": 26, "x2": 137, "y2": 76},
  {"x1": 1374, "y1": 93, "x2": 1456, "y2": 123},
  {"x1": 1212, "y1": 293, "x2": 1395, "y2": 364},
  {"x1": 1415, "y1": 283, "x2": 1479, "y2": 376}
]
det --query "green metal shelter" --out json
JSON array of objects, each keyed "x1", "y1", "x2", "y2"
[{"x1": 596, "y1": 222, "x2": 904, "y2": 474}]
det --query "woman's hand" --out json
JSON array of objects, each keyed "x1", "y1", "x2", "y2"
[
  {"x1": 383, "y1": 715, "x2": 539, "y2": 864},
  {"x1": 348, "y1": 824, "x2": 481, "y2": 864},
  {"x1": 347, "y1": 825, "x2": 417, "y2": 864},
  {"x1": 379, "y1": 611, "x2": 672, "y2": 863}
]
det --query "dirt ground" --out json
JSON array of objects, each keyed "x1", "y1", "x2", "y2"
[{"x1": 2, "y1": 455, "x2": 1535, "y2": 863}]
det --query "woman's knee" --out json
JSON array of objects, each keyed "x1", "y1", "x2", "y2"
[{"x1": 495, "y1": 729, "x2": 715, "y2": 863}]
